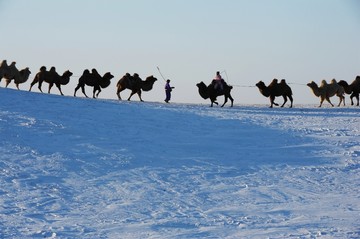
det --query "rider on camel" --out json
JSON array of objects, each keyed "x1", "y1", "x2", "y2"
[{"x1": 213, "y1": 71, "x2": 224, "y2": 91}]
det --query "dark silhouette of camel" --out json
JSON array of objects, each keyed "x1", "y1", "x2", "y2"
[
  {"x1": 1, "y1": 61, "x2": 31, "y2": 90},
  {"x1": 256, "y1": 79, "x2": 293, "y2": 108},
  {"x1": 338, "y1": 76, "x2": 360, "y2": 106},
  {"x1": 116, "y1": 73, "x2": 157, "y2": 101},
  {"x1": 74, "y1": 69, "x2": 114, "y2": 98},
  {"x1": 196, "y1": 80, "x2": 234, "y2": 107},
  {"x1": 29, "y1": 66, "x2": 73, "y2": 95}
]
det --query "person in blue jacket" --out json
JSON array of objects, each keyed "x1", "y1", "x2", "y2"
[{"x1": 164, "y1": 79, "x2": 174, "y2": 103}]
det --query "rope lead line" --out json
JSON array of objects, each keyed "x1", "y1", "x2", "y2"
[{"x1": 156, "y1": 66, "x2": 167, "y2": 82}]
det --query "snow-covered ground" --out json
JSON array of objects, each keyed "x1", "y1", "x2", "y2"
[{"x1": 0, "y1": 87, "x2": 359, "y2": 238}]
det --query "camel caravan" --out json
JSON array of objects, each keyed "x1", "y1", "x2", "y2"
[{"x1": 1, "y1": 59, "x2": 360, "y2": 108}]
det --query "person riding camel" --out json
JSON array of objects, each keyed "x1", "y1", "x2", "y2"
[{"x1": 213, "y1": 71, "x2": 224, "y2": 91}]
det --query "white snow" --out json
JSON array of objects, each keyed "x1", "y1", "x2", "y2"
[{"x1": 0, "y1": 88, "x2": 359, "y2": 238}]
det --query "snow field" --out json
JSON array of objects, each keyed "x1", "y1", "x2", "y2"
[{"x1": 0, "y1": 88, "x2": 359, "y2": 238}]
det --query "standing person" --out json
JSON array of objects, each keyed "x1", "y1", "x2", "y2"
[
  {"x1": 213, "y1": 71, "x2": 224, "y2": 91},
  {"x1": 164, "y1": 79, "x2": 174, "y2": 103}
]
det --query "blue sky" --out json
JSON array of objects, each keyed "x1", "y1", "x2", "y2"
[{"x1": 1, "y1": 0, "x2": 359, "y2": 105}]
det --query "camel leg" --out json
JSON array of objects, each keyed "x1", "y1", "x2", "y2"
[
  {"x1": 269, "y1": 96, "x2": 275, "y2": 108},
  {"x1": 38, "y1": 80, "x2": 44, "y2": 93},
  {"x1": 74, "y1": 85, "x2": 79, "y2": 96},
  {"x1": 5, "y1": 79, "x2": 10, "y2": 88},
  {"x1": 48, "y1": 83, "x2": 53, "y2": 94},
  {"x1": 29, "y1": 79, "x2": 38, "y2": 92},
  {"x1": 229, "y1": 94, "x2": 234, "y2": 107},
  {"x1": 319, "y1": 96, "x2": 324, "y2": 107},
  {"x1": 127, "y1": 90, "x2": 137, "y2": 101},
  {"x1": 116, "y1": 87, "x2": 123, "y2": 100},
  {"x1": 337, "y1": 95, "x2": 345, "y2": 107},
  {"x1": 325, "y1": 97, "x2": 334, "y2": 107},
  {"x1": 270, "y1": 95, "x2": 279, "y2": 108},
  {"x1": 81, "y1": 85, "x2": 88, "y2": 98},
  {"x1": 354, "y1": 94, "x2": 359, "y2": 106},
  {"x1": 288, "y1": 95, "x2": 293, "y2": 108},
  {"x1": 55, "y1": 83, "x2": 64, "y2": 96},
  {"x1": 280, "y1": 95, "x2": 288, "y2": 107},
  {"x1": 74, "y1": 84, "x2": 87, "y2": 97},
  {"x1": 136, "y1": 90, "x2": 143, "y2": 102},
  {"x1": 221, "y1": 96, "x2": 228, "y2": 107},
  {"x1": 16, "y1": 83, "x2": 20, "y2": 90},
  {"x1": 92, "y1": 86, "x2": 100, "y2": 98},
  {"x1": 138, "y1": 90, "x2": 144, "y2": 102},
  {"x1": 95, "y1": 87, "x2": 101, "y2": 98},
  {"x1": 350, "y1": 93, "x2": 359, "y2": 106}
]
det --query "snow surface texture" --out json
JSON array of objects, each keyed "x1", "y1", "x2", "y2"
[{"x1": 0, "y1": 88, "x2": 359, "y2": 238}]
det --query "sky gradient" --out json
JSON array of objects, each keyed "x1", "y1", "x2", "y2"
[{"x1": 1, "y1": 0, "x2": 359, "y2": 105}]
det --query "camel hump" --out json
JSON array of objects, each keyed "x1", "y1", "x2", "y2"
[
  {"x1": 268, "y1": 78, "x2": 278, "y2": 87},
  {"x1": 0, "y1": 60, "x2": 8, "y2": 67},
  {"x1": 331, "y1": 79, "x2": 337, "y2": 84},
  {"x1": 320, "y1": 79, "x2": 328, "y2": 87}
]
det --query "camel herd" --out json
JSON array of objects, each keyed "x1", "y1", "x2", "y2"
[
  {"x1": 1, "y1": 60, "x2": 359, "y2": 108},
  {"x1": 0, "y1": 60, "x2": 157, "y2": 101}
]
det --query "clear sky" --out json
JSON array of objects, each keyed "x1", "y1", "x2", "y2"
[{"x1": 1, "y1": 0, "x2": 359, "y2": 105}]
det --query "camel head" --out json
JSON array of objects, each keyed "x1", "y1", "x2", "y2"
[
  {"x1": 338, "y1": 80, "x2": 352, "y2": 94},
  {"x1": 196, "y1": 81, "x2": 206, "y2": 89},
  {"x1": 140, "y1": 75, "x2": 157, "y2": 91},
  {"x1": 307, "y1": 81, "x2": 324, "y2": 98},
  {"x1": 196, "y1": 82, "x2": 209, "y2": 99},
  {"x1": 103, "y1": 72, "x2": 114, "y2": 81},
  {"x1": 255, "y1": 81, "x2": 266, "y2": 89},
  {"x1": 338, "y1": 80, "x2": 349, "y2": 87},
  {"x1": 145, "y1": 75, "x2": 157, "y2": 82},
  {"x1": 307, "y1": 81, "x2": 317, "y2": 88},
  {"x1": 20, "y1": 67, "x2": 31, "y2": 77},
  {"x1": 63, "y1": 70, "x2": 73, "y2": 78},
  {"x1": 255, "y1": 81, "x2": 271, "y2": 97}
]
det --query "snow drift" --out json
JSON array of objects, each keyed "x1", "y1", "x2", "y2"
[{"x1": 0, "y1": 88, "x2": 359, "y2": 238}]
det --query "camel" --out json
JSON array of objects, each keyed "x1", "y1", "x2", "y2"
[
  {"x1": 74, "y1": 69, "x2": 114, "y2": 98},
  {"x1": 1, "y1": 61, "x2": 31, "y2": 89},
  {"x1": 255, "y1": 79, "x2": 293, "y2": 108},
  {"x1": 196, "y1": 80, "x2": 234, "y2": 107},
  {"x1": 307, "y1": 79, "x2": 345, "y2": 107},
  {"x1": 29, "y1": 66, "x2": 73, "y2": 95},
  {"x1": 338, "y1": 76, "x2": 360, "y2": 106},
  {"x1": 5, "y1": 68, "x2": 31, "y2": 89},
  {"x1": 116, "y1": 73, "x2": 157, "y2": 101},
  {"x1": 0, "y1": 60, "x2": 9, "y2": 81}
]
